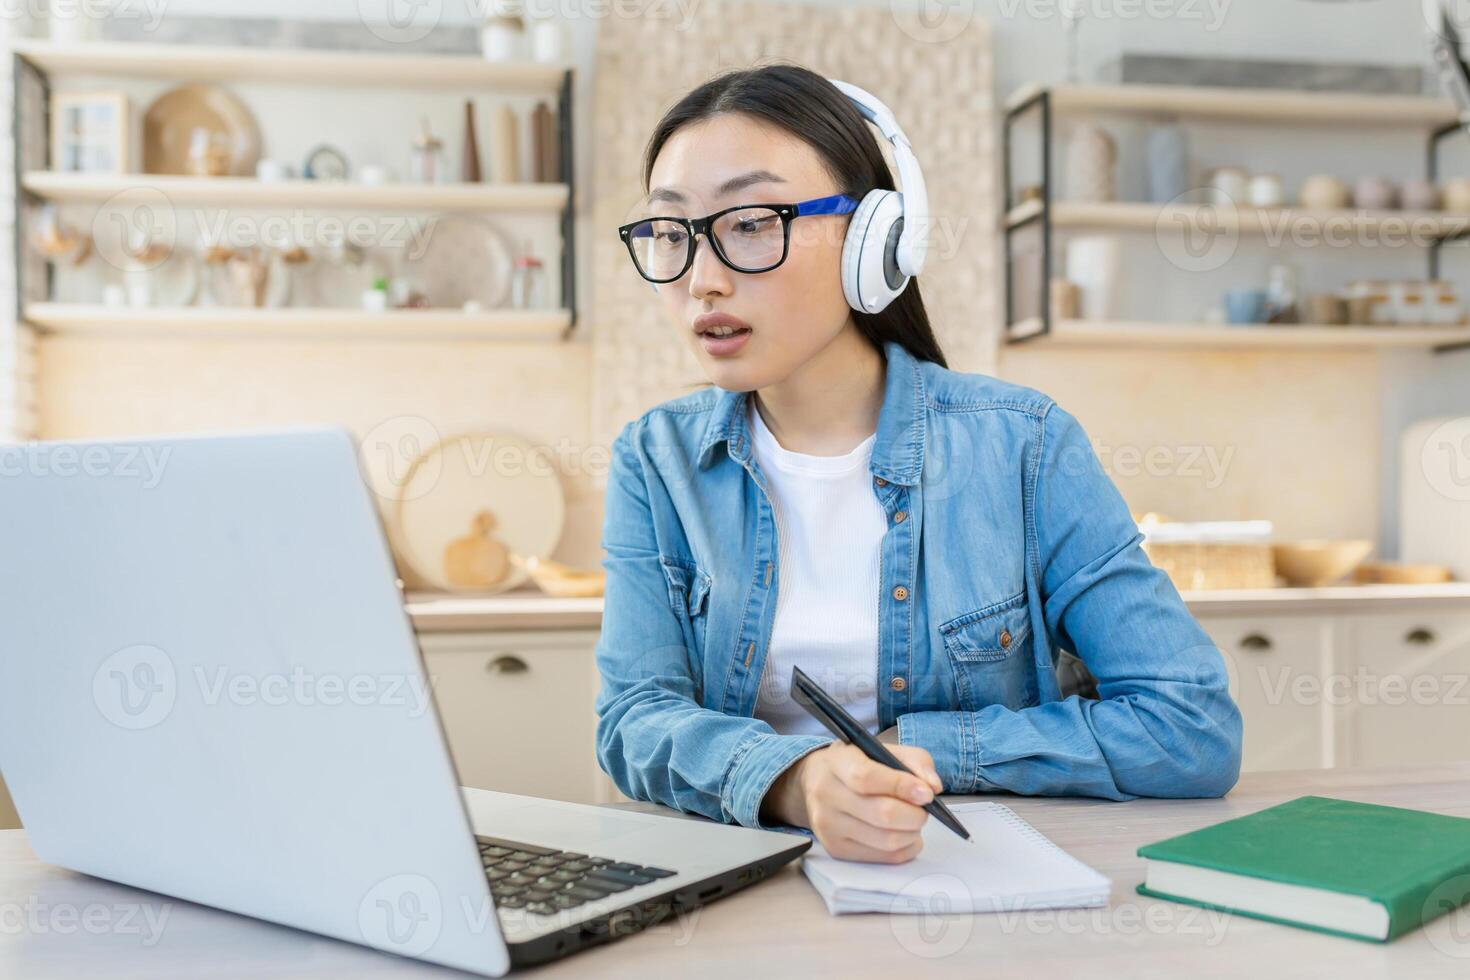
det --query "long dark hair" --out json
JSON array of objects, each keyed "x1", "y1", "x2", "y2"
[{"x1": 640, "y1": 62, "x2": 948, "y2": 369}]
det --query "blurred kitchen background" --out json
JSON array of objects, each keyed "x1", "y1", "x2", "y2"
[{"x1": 2, "y1": 0, "x2": 1469, "y2": 829}]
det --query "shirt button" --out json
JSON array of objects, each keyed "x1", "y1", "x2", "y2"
[
  {"x1": 890, "y1": 676, "x2": 906, "y2": 692},
  {"x1": 892, "y1": 585, "x2": 909, "y2": 601},
  {"x1": 1000, "y1": 629, "x2": 1012, "y2": 649},
  {"x1": 893, "y1": 510, "x2": 907, "y2": 524},
  {"x1": 874, "y1": 476, "x2": 887, "y2": 487}
]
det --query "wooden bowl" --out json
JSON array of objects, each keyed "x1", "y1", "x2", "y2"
[
  {"x1": 1352, "y1": 561, "x2": 1453, "y2": 585},
  {"x1": 1272, "y1": 540, "x2": 1373, "y2": 587}
]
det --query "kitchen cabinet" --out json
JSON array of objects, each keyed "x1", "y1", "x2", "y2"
[
  {"x1": 1200, "y1": 615, "x2": 1337, "y2": 772},
  {"x1": 1193, "y1": 601, "x2": 1470, "y2": 773},
  {"x1": 417, "y1": 628, "x2": 623, "y2": 806},
  {"x1": 1340, "y1": 611, "x2": 1470, "y2": 769}
]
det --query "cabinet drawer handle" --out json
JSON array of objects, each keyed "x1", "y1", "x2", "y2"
[
  {"x1": 1240, "y1": 633, "x2": 1273, "y2": 652},
  {"x1": 1405, "y1": 628, "x2": 1437, "y2": 646},
  {"x1": 486, "y1": 655, "x2": 529, "y2": 675}
]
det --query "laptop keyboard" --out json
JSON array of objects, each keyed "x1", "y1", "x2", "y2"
[{"x1": 476, "y1": 836, "x2": 677, "y2": 917}]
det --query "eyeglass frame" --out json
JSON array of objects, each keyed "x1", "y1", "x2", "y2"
[{"x1": 616, "y1": 193, "x2": 861, "y2": 284}]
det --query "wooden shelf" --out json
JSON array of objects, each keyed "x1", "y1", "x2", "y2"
[
  {"x1": 1005, "y1": 318, "x2": 1470, "y2": 351},
  {"x1": 22, "y1": 172, "x2": 568, "y2": 212},
  {"x1": 12, "y1": 40, "x2": 569, "y2": 91},
  {"x1": 24, "y1": 304, "x2": 572, "y2": 341},
  {"x1": 1006, "y1": 82, "x2": 1459, "y2": 127},
  {"x1": 1006, "y1": 201, "x2": 1470, "y2": 239}
]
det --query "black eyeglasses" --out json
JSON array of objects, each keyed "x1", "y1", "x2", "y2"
[{"x1": 617, "y1": 193, "x2": 860, "y2": 284}]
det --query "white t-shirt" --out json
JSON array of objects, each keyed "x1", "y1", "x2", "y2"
[{"x1": 747, "y1": 397, "x2": 887, "y2": 737}]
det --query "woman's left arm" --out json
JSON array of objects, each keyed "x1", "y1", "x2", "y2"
[{"x1": 899, "y1": 404, "x2": 1244, "y2": 800}]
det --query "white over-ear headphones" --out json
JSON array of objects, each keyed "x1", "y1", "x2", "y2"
[
  {"x1": 828, "y1": 78, "x2": 929, "y2": 315},
  {"x1": 648, "y1": 79, "x2": 928, "y2": 313}
]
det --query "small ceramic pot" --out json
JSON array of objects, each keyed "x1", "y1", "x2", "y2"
[
  {"x1": 1247, "y1": 173, "x2": 1284, "y2": 208},
  {"x1": 1305, "y1": 293, "x2": 1348, "y2": 326},
  {"x1": 1224, "y1": 288, "x2": 1268, "y2": 324},
  {"x1": 1444, "y1": 177, "x2": 1470, "y2": 213},
  {"x1": 1206, "y1": 166, "x2": 1248, "y2": 207},
  {"x1": 1300, "y1": 174, "x2": 1350, "y2": 211},
  {"x1": 1401, "y1": 178, "x2": 1442, "y2": 212},
  {"x1": 1353, "y1": 176, "x2": 1399, "y2": 211}
]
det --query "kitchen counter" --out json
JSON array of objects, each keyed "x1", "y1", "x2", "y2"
[{"x1": 405, "y1": 583, "x2": 1470, "y2": 632}]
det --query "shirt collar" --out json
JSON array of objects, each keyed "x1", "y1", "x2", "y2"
[{"x1": 696, "y1": 339, "x2": 927, "y2": 486}]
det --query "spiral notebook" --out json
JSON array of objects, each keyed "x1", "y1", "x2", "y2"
[{"x1": 801, "y1": 802, "x2": 1111, "y2": 915}]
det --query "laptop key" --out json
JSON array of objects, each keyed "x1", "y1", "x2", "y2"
[
  {"x1": 636, "y1": 866, "x2": 678, "y2": 878},
  {"x1": 526, "y1": 901, "x2": 557, "y2": 916},
  {"x1": 476, "y1": 837, "x2": 558, "y2": 856},
  {"x1": 550, "y1": 893, "x2": 583, "y2": 910},
  {"x1": 564, "y1": 884, "x2": 614, "y2": 902},
  {"x1": 587, "y1": 868, "x2": 655, "y2": 888}
]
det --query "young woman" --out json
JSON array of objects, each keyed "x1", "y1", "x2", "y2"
[{"x1": 594, "y1": 63, "x2": 1242, "y2": 864}]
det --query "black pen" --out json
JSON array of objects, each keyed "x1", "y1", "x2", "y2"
[{"x1": 789, "y1": 665, "x2": 971, "y2": 843}]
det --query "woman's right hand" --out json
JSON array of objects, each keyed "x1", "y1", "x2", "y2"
[{"x1": 761, "y1": 742, "x2": 944, "y2": 863}]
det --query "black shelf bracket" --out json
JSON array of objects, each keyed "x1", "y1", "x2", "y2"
[{"x1": 1002, "y1": 88, "x2": 1051, "y2": 345}]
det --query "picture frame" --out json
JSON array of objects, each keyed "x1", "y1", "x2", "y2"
[{"x1": 51, "y1": 91, "x2": 131, "y2": 173}]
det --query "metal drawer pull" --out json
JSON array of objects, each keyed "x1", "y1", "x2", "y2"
[
  {"x1": 1240, "y1": 634, "x2": 1273, "y2": 651},
  {"x1": 1405, "y1": 628, "x2": 1437, "y2": 646},
  {"x1": 486, "y1": 654, "x2": 529, "y2": 675}
]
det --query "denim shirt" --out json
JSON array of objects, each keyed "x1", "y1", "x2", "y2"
[{"x1": 593, "y1": 340, "x2": 1242, "y2": 835}]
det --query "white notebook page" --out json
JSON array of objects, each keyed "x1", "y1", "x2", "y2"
[{"x1": 801, "y1": 801, "x2": 1112, "y2": 915}]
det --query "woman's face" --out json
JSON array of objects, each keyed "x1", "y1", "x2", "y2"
[{"x1": 643, "y1": 113, "x2": 856, "y2": 392}]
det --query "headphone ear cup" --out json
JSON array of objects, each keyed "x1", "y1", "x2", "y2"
[{"x1": 841, "y1": 189, "x2": 908, "y2": 315}]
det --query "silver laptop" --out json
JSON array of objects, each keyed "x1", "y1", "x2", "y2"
[{"x1": 0, "y1": 426, "x2": 809, "y2": 976}]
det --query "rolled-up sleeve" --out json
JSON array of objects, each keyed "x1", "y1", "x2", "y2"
[
  {"x1": 593, "y1": 423, "x2": 831, "y2": 830},
  {"x1": 899, "y1": 404, "x2": 1243, "y2": 801}
]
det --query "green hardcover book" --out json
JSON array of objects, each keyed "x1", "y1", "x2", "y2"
[{"x1": 1136, "y1": 795, "x2": 1470, "y2": 942}]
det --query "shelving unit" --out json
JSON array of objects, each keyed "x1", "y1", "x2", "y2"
[
  {"x1": 1002, "y1": 83, "x2": 1470, "y2": 355},
  {"x1": 11, "y1": 40, "x2": 578, "y2": 341},
  {"x1": 21, "y1": 172, "x2": 570, "y2": 212},
  {"x1": 10, "y1": 40, "x2": 568, "y2": 90},
  {"x1": 1005, "y1": 199, "x2": 1470, "y2": 239},
  {"x1": 1008, "y1": 317, "x2": 1470, "y2": 351},
  {"x1": 23, "y1": 303, "x2": 571, "y2": 341}
]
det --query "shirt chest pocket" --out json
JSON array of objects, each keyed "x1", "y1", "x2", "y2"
[
  {"x1": 660, "y1": 556, "x2": 712, "y2": 658},
  {"x1": 937, "y1": 591, "x2": 1038, "y2": 711}
]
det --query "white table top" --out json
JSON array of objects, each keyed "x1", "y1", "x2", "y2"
[{"x1": 3, "y1": 763, "x2": 1469, "y2": 978}]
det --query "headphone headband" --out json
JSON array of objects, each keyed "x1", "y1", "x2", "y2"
[{"x1": 827, "y1": 79, "x2": 929, "y2": 278}]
